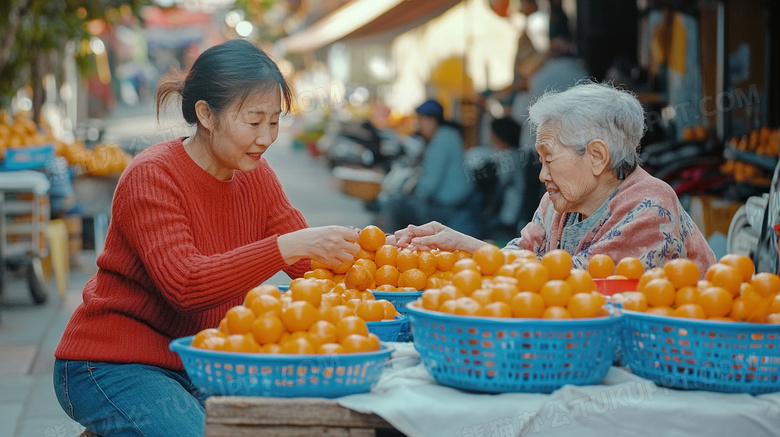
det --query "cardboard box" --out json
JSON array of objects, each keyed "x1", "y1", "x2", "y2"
[{"x1": 688, "y1": 195, "x2": 744, "y2": 239}]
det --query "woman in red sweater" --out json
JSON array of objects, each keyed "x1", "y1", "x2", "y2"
[{"x1": 53, "y1": 39, "x2": 360, "y2": 436}]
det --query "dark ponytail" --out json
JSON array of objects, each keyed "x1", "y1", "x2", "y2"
[{"x1": 155, "y1": 39, "x2": 292, "y2": 125}]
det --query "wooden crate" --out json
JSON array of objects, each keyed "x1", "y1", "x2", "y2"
[{"x1": 205, "y1": 397, "x2": 405, "y2": 437}]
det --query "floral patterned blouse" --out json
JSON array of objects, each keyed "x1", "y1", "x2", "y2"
[{"x1": 506, "y1": 167, "x2": 716, "y2": 276}]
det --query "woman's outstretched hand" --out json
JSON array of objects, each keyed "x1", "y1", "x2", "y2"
[
  {"x1": 391, "y1": 221, "x2": 485, "y2": 253},
  {"x1": 278, "y1": 225, "x2": 360, "y2": 266}
]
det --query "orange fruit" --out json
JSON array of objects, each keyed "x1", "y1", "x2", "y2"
[
  {"x1": 375, "y1": 245, "x2": 398, "y2": 267},
  {"x1": 672, "y1": 303, "x2": 706, "y2": 319},
  {"x1": 222, "y1": 333, "x2": 261, "y2": 353},
  {"x1": 588, "y1": 254, "x2": 615, "y2": 279},
  {"x1": 768, "y1": 294, "x2": 780, "y2": 314},
  {"x1": 767, "y1": 313, "x2": 780, "y2": 324},
  {"x1": 290, "y1": 279, "x2": 325, "y2": 307},
  {"x1": 396, "y1": 249, "x2": 419, "y2": 272},
  {"x1": 511, "y1": 291, "x2": 545, "y2": 318},
  {"x1": 251, "y1": 314, "x2": 284, "y2": 345},
  {"x1": 478, "y1": 301, "x2": 512, "y2": 318},
  {"x1": 750, "y1": 272, "x2": 780, "y2": 298},
  {"x1": 674, "y1": 286, "x2": 699, "y2": 307},
  {"x1": 281, "y1": 300, "x2": 320, "y2": 332},
  {"x1": 567, "y1": 292, "x2": 605, "y2": 318},
  {"x1": 542, "y1": 306, "x2": 572, "y2": 319},
  {"x1": 616, "y1": 257, "x2": 644, "y2": 279},
  {"x1": 539, "y1": 279, "x2": 573, "y2": 307},
  {"x1": 697, "y1": 279, "x2": 713, "y2": 291},
  {"x1": 514, "y1": 262, "x2": 549, "y2": 292},
  {"x1": 197, "y1": 335, "x2": 227, "y2": 351},
  {"x1": 279, "y1": 336, "x2": 316, "y2": 354},
  {"x1": 451, "y1": 269, "x2": 483, "y2": 295},
  {"x1": 191, "y1": 328, "x2": 224, "y2": 349},
  {"x1": 260, "y1": 343, "x2": 281, "y2": 354},
  {"x1": 470, "y1": 288, "x2": 494, "y2": 306},
  {"x1": 566, "y1": 269, "x2": 596, "y2": 294},
  {"x1": 336, "y1": 316, "x2": 369, "y2": 342},
  {"x1": 439, "y1": 285, "x2": 465, "y2": 301},
  {"x1": 354, "y1": 247, "x2": 376, "y2": 261},
  {"x1": 375, "y1": 265, "x2": 400, "y2": 287},
  {"x1": 697, "y1": 286, "x2": 733, "y2": 317},
  {"x1": 729, "y1": 296, "x2": 752, "y2": 322},
  {"x1": 422, "y1": 289, "x2": 444, "y2": 311},
  {"x1": 417, "y1": 251, "x2": 438, "y2": 276},
  {"x1": 366, "y1": 333, "x2": 381, "y2": 350},
  {"x1": 245, "y1": 284, "x2": 281, "y2": 306},
  {"x1": 473, "y1": 245, "x2": 505, "y2": 276},
  {"x1": 637, "y1": 267, "x2": 666, "y2": 290},
  {"x1": 718, "y1": 254, "x2": 754, "y2": 283},
  {"x1": 490, "y1": 282, "x2": 519, "y2": 304},
  {"x1": 434, "y1": 250, "x2": 458, "y2": 271},
  {"x1": 454, "y1": 249, "x2": 472, "y2": 260},
  {"x1": 452, "y1": 258, "x2": 479, "y2": 273},
  {"x1": 647, "y1": 306, "x2": 675, "y2": 316},
  {"x1": 308, "y1": 320, "x2": 338, "y2": 345},
  {"x1": 398, "y1": 268, "x2": 428, "y2": 290},
  {"x1": 495, "y1": 264, "x2": 518, "y2": 278},
  {"x1": 707, "y1": 264, "x2": 742, "y2": 296},
  {"x1": 621, "y1": 292, "x2": 648, "y2": 312},
  {"x1": 318, "y1": 343, "x2": 346, "y2": 354},
  {"x1": 321, "y1": 292, "x2": 345, "y2": 308},
  {"x1": 341, "y1": 334, "x2": 375, "y2": 353},
  {"x1": 663, "y1": 258, "x2": 700, "y2": 288},
  {"x1": 452, "y1": 297, "x2": 483, "y2": 316},
  {"x1": 354, "y1": 258, "x2": 378, "y2": 278},
  {"x1": 359, "y1": 290, "x2": 375, "y2": 301},
  {"x1": 248, "y1": 293, "x2": 283, "y2": 318},
  {"x1": 304, "y1": 268, "x2": 335, "y2": 280},
  {"x1": 541, "y1": 249, "x2": 572, "y2": 280},
  {"x1": 359, "y1": 225, "x2": 386, "y2": 252},
  {"x1": 345, "y1": 265, "x2": 373, "y2": 291},
  {"x1": 289, "y1": 331, "x2": 322, "y2": 350},
  {"x1": 322, "y1": 305, "x2": 354, "y2": 324},
  {"x1": 331, "y1": 260, "x2": 353, "y2": 274},
  {"x1": 377, "y1": 299, "x2": 398, "y2": 320},
  {"x1": 642, "y1": 278, "x2": 676, "y2": 307},
  {"x1": 218, "y1": 317, "x2": 230, "y2": 335},
  {"x1": 709, "y1": 316, "x2": 734, "y2": 322},
  {"x1": 374, "y1": 284, "x2": 396, "y2": 292},
  {"x1": 426, "y1": 277, "x2": 447, "y2": 289},
  {"x1": 226, "y1": 305, "x2": 256, "y2": 335},
  {"x1": 355, "y1": 300, "x2": 385, "y2": 322}
]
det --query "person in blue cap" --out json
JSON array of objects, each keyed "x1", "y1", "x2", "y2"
[{"x1": 381, "y1": 99, "x2": 477, "y2": 235}]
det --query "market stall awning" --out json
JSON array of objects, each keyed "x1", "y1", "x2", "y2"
[{"x1": 279, "y1": 0, "x2": 462, "y2": 53}]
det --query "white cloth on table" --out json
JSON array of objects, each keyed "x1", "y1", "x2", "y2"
[{"x1": 338, "y1": 343, "x2": 780, "y2": 437}]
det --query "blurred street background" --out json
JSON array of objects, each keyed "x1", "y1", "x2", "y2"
[{"x1": 0, "y1": 0, "x2": 779, "y2": 436}]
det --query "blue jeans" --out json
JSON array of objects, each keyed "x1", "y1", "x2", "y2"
[{"x1": 53, "y1": 358, "x2": 208, "y2": 436}]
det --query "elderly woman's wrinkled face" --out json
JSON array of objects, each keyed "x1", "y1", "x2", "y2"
[{"x1": 535, "y1": 123, "x2": 599, "y2": 214}]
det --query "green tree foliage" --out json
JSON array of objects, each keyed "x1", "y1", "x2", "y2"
[{"x1": 0, "y1": 0, "x2": 147, "y2": 118}]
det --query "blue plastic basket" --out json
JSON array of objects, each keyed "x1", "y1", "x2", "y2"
[
  {"x1": 170, "y1": 336, "x2": 392, "y2": 398},
  {"x1": 406, "y1": 304, "x2": 621, "y2": 393},
  {"x1": 620, "y1": 310, "x2": 780, "y2": 394},
  {"x1": 0, "y1": 143, "x2": 55, "y2": 171},
  {"x1": 277, "y1": 284, "x2": 290, "y2": 291},
  {"x1": 371, "y1": 290, "x2": 423, "y2": 342},
  {"x1": 366, "y1": 316, "x2": 406, "y2": 342}
]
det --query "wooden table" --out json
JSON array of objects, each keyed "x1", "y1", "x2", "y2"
[{"x1": 205, "y1": 397, "x2": 405, "y2": 437}]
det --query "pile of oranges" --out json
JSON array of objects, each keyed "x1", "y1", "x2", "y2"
[
  {"x1": 305, "y1": 225, "x2": 464, "y2": 292},
  {"x1": 613, "y1": 254, "x2": 780, "y2": 323},
  {"x1": 191, "y1": 279, "x2": 396, "y2": 355},
  {"x1": 416, "y1": 246, "x2": 608, "y2": 319}
]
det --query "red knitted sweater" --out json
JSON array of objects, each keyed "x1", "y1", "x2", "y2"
[{"x1": 55, "y1": 138, "x2": 310, "y2": 370}]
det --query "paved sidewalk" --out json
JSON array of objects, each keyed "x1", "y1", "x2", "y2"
[{"x1": 0, "y1": 104, "x2": 373, "y2": 437}]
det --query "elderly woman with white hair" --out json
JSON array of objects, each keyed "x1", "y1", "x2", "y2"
[{"x1": 392, "y1": 82, "x2": 716, "y2": 273}]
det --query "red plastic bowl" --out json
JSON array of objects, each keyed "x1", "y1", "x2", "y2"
[{"x1": 594, "y1": 278, "x2": 639, "y2": 296}]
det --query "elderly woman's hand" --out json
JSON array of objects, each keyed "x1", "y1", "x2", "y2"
[
  {"x1": 278, "y1": 225, "x2": 360, "y2": 266},
  {"x1": 392, "y1": 221, "x2": 485, "y2": 253}
]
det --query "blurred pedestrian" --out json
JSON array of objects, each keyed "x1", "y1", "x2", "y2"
[
  {"x1": 53, "y1": 39, "x2": 360, "y2": 436},
  {"x1": 381, "y1": 99, "x2": 477, "y2": 235}
]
